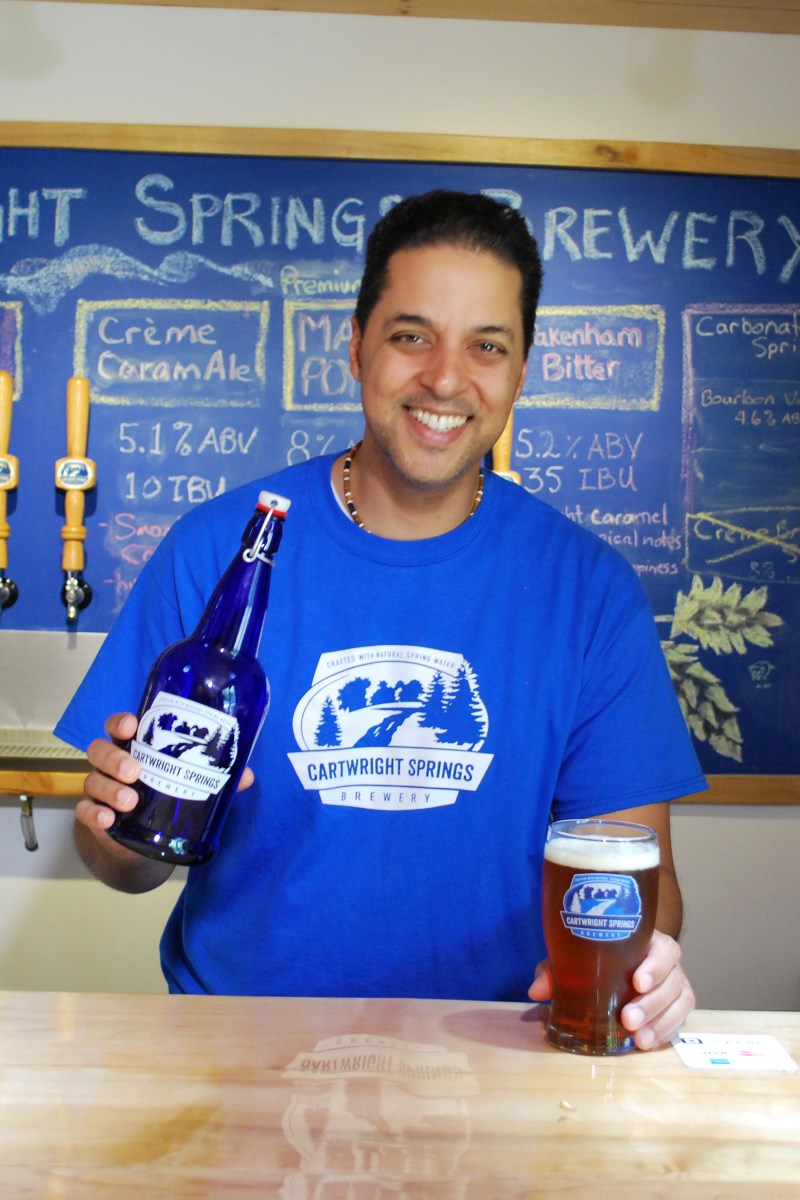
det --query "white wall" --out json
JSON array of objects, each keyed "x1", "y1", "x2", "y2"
[
  {"x1": 0, "y1": 799, "x2": 183, "y2": 994},
  {"x1": 1, "y1": 1, "x2": 798, "y2": 1009},
  {"x1": 2, "y1": 3, "x2": 799, "y2": 148}
]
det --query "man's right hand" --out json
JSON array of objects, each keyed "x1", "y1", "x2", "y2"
[
  {"x1": 74, "y1": 712, "x2": 175, "y2": 893},
  {"x1": 74, "y1": 712, "x2": 255, "y2": 893},
  {"x1": 76, "y1": 712, "x2": 142, "y2": 835}
]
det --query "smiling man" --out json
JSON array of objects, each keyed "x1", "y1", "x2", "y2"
[
  {"x1": 56, "y1": 191, "x2": 706, "y2": 1049},
  {"x1": 342, "y1": 239, "x2": 528, "y2": 538}
]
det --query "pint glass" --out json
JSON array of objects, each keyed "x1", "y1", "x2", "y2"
[{"x1": 541, "y1": 819, "x2": 659, "y2": 1055}]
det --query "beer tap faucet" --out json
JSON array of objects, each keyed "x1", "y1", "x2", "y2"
[
  {"x1": 0, "y1": 576, "x2": 17, "y2": 611},
  {"x1": 56, "y1": 377, "x2": 95, "y2": 623},
  {"x1": 0, "y1": 370, "x2": 19, "y2": 613},
  {"x1": 62, "y1": 570, "x2": 91, "y2": 621}
]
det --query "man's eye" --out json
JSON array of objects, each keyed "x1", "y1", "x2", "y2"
[{"x1": 476, "y1": 341, "x2": 506, "y2": 355}]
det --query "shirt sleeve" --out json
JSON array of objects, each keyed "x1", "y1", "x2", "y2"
[{"x1": 552, "y1": 562, "x2": 708, "y2": 816}]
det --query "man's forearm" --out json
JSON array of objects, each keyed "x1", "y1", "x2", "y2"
[{"x1": 656, "y1": 863, "x2": 684, "y2": 941}]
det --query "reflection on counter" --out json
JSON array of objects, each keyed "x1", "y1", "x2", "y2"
[{"x1": 281, "y1": 1032, "x2": 478, "y2": 1196}]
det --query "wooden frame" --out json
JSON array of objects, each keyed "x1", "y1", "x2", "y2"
[
  {"x1": 0, "y1": 768, "x2": 88, "y2": 800},
  {"x1": 0, "y1": 122, "x2": 797, "y2": 806},
  {"x1": 35, "y1": 1, "x2": 800, "y2": 37},
  {"x1": 1, "y1": 769, "x2": 798, "y2": 805},
  {"x1": 1, "y1": 123, "x2": 799, "y2": 180}
]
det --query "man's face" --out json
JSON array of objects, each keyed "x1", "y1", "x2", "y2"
[{"x1": 349, "y1": 243, "x2": 528, "y2": 493}]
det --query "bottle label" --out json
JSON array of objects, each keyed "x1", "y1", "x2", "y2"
[{"x1": 131, "y1": 691, "x2": 240, "y2": 801}]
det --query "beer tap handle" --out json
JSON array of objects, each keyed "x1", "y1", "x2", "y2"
[
  {"x1": 491, "y1": 408, "x2": 521, "y2": 484},
  {"x1": 56, "y1": 376, "x2": 95, "y2": 621},
  {"x1": 0, "y1": 369, "x2": 19, "y2": 611}
]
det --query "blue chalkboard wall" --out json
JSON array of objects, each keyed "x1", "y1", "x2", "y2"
[{"x1": 0, "y1": 129, "x2": 798, "y2": 777}]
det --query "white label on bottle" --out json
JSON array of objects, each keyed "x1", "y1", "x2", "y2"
[{"x1": 131, "y1": 692, "x2": 239, "y2": 801}]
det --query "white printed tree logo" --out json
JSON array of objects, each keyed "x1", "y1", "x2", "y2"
[{"x1": 288, "y1": 646, "x2": 494, "y2": 810}]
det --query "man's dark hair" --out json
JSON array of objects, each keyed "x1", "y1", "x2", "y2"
[{"x1": 354, "y1": 190, "x2": 543, "y2": 356}]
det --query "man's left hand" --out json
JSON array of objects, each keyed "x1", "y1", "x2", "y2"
[{"x1": 528, "y1": 929, "x2": 695, "y2": 1051}]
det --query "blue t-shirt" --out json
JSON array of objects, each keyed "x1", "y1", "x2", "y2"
[{"x1": 56, "y1": 454, "x2": 707, "y2": 1000}]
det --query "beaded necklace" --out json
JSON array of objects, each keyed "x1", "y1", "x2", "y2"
[{"x1": 341, "y1": 441, "x2": 484, "y2": 534}]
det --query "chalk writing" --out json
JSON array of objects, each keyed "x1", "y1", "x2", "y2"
[
  {"x1": 683, "y1": 304, "x2": 800, "y2": 585},
  {"x1": 117, "y1": 419, "x2": 259, "y2": 459},
  {"x1": 2, "y1": 177, "x2": 799, "y2": 283},
  {"x1": 121, "y1": 474, "x2": 227, "y2": 504},
  {"x1": 520, "y1": 306, "x2": 664, "y2": 410},
  {"x1": 280, "y1": 262, "x2": 361, "y2": 299},
  {"x1": 686, "y1": 509, "x2": 800, "y2": 585},
  {"x1": 0, "y1": 187, "x2": 87, "y2": 245},
  {"x1": 516, "y1": 428, "x2": 644, "y2": 490},
  {"x1": 286, "y1": 427, "x2": 342, "y2": 464},
  {"x1": 75, "y1": 300, "x2": 269, "y2": 407},
  {"x1": 134, "y1": 175, "x2": 372, "y2": 252},
  {"x1": 283, "y1": 299, "x2": 359, "y2": 412},
  {"x1": 541, "y1": 207, "x2": 800, "y2": 281}
]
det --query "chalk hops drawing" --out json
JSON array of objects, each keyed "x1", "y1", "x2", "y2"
[{"x1": 657, "y1": 575, "x2": 783, "y2": 763}]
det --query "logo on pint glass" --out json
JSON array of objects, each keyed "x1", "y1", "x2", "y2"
[{"x1": 561, "y1": 872, "x2": 642, "y2": 942}]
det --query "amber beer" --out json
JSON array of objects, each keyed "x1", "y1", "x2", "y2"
[{"x1": 542, "y1": 819, "x2": 659, "y2": 1055}]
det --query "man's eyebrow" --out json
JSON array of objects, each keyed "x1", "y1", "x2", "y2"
[
  {"x1": 385, "y1": 312, "x2": 433, "y2": 328},
  {"x1": 476, "y1": 323, "x2": 517, "y2": 341}
]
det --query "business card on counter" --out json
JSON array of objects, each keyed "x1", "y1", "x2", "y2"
[{"x1": 673, "y1": 1032, "x2": 798, "y2": 1072}]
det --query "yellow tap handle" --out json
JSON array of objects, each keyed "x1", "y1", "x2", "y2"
[
  {"x1": 56, "y1": 376, "x2": 96, "y2": 573},
  {"x1": 492, "y1": 408, "x2": 521, "y2": 484},
  {"x1": 0, "y1": 370, "x2": 19, "y2": 573},
  {"x1": 66, "y1": 375, "x2": 90, "y2": 460}
]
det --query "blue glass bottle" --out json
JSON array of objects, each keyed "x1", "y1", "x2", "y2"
[{"x1": 110, "y1": 491, "x2": 290, "y2": 865}]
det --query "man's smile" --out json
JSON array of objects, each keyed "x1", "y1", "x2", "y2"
[{"x1": 407, "y1": 407, "x2": 470, "y2": 433}]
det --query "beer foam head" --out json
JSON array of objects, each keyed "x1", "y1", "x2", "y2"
[{"x1": 545, "y1": 822, "x2": 660, "y2": 871}]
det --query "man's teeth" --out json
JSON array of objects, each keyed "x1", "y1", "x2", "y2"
[{"x1": 410, "y1": 409, "x2": 468, "y2": 432}]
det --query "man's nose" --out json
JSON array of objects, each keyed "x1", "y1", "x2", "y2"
[{"x1": 417, "y1": 342, "x2": 467, "y2": 398}]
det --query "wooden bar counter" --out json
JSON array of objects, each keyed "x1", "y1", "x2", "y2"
[{"x1": 0, "y1": 992, "x2": 797, "y2": 1198}]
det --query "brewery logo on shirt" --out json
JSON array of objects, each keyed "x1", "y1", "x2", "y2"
[
  {"x1": 288, "y1": 644, "x2": 493, "y2": 810},
  {"x1": 560, "y1": 872, "x2": 643, "y2": 941}
]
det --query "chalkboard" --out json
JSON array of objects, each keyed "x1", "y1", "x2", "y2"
[{"x1": 0, "y1": 125, "x2": 798, "y2": 786}]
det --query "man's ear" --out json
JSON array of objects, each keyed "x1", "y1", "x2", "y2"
[
  {"x1": 512, "y1": 358, "x2": 529, "y2": 404},
  {"x1": 349, "y1": 317, "x2": 363, "y2": 382}
]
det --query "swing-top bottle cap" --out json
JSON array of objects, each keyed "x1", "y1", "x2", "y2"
[{"x1": 257, "y1": 491, "x2": 291, "y2": 518}]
